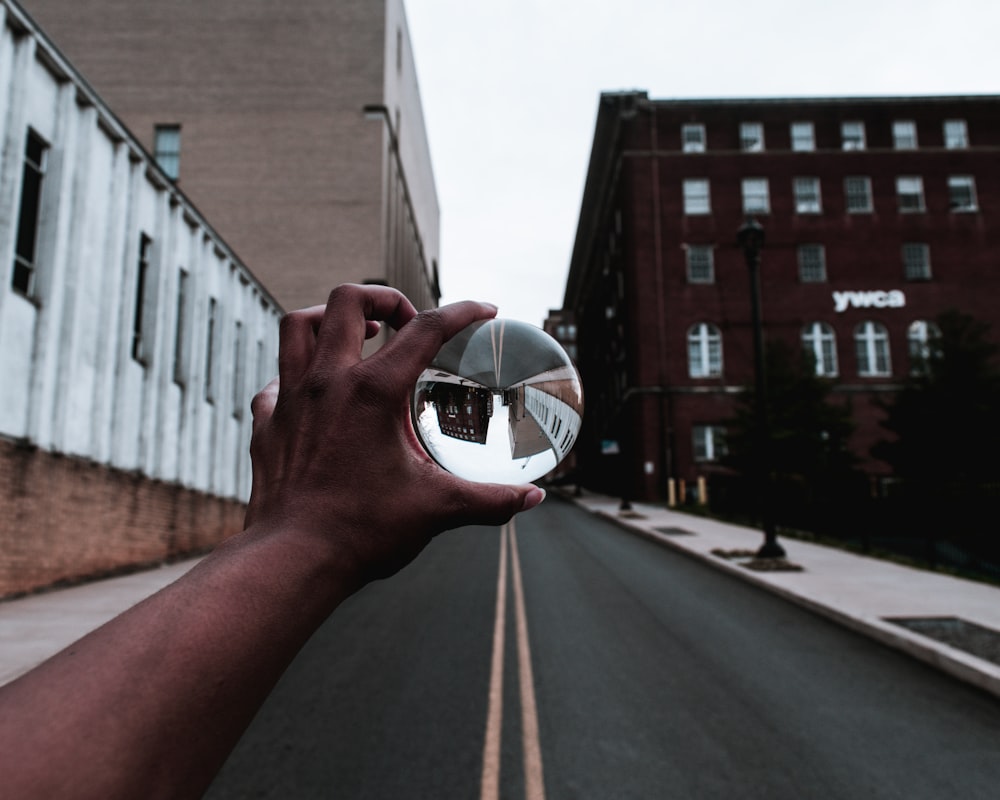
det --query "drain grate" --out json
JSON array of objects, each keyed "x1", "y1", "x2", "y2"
[
  {"x1": 886, "y1": 616, "x2": 1000, "y2": 667},
  {"x1": 654, "y1": 526, "x2": 695, "y2": 536}
]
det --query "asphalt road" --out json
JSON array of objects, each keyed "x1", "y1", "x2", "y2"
[{"x1": 205, "y1": 495, "x2": 1000, "y2": 799}]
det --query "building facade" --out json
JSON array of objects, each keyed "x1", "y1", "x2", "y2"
[
  {"x1": 0, "y1": 0, "x2": 282, "y2": 596},
  {"x1": 564, "y1": 91, "x2": 1000, "y2": 502},
  {"x1": 22, "y1": 0, "x2": 441, "y2": 314}
]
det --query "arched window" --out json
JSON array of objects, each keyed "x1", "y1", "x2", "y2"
[
  {"x1": 688, "y1": 323, "x2": 722, "y2": 378},
  {"x1": 907, "y1": 320, "x2": 941, "y2": 374},
  {"x1": 801, "y1": 322, "x2": 838, "y2": 376},
  {"x1": 854, "y1": 321, "x2": 891, "y2": 377}
]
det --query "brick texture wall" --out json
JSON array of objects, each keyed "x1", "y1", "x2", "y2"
[{"x1": 0, "y1": 437, "x2": 245, "y2": 598}]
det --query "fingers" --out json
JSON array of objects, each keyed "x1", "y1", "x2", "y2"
[
  {"x1": 377, "y1": 300, "x2": 499, "y2": 387},
  {"x1": 314, "y1": 284, "x2": 417, "y2": 369},
  {"x1": 250, "y1": 378, "x2": 279, "y2": 435},
  {"x1": 277, "y1": 305, "x2": 326, "y2": 389}
]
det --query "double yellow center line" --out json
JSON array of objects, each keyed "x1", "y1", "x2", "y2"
[{"x1": 480, "y1": 518, "x2": 546, "y2": 800}]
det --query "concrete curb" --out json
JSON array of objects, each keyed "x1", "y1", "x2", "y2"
[{"x1": 572, "y1": 497, "x2": 1000, "y2": 701}]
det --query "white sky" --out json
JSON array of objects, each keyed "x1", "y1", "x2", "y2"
[{"x1": 405, "y1": 0, "x2": 1000, "y2": 325}]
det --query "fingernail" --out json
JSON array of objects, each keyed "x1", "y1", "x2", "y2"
[{"x1": 520, "y1": 486, "x2": 546, "y2": 511}]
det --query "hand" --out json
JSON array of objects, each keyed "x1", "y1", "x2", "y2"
[{"x1": 244, "y1": 284, "x2": 545, "y2": 589}]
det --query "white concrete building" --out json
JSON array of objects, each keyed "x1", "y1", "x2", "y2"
[{"x1": 0, "y1": 0, "x2": 283, "y2": 594}]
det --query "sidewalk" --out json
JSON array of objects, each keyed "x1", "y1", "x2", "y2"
[
  {"x1": 2, "y1": 496, "x2": 1000, "y2": 700},
  {"x1": 0, "y1": 559, "x2": 202, "y2": 686},
  {"x1": 563, "y1": 490, "x2": 1000, "y2": 700}
]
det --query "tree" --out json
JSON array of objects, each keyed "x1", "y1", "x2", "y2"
[
  {"x1": 722, "y1": 340, "x2": 860, "y2": 525},
  {"x1": 873, "y1": 309, "x2": 1000, "y2": 494}
]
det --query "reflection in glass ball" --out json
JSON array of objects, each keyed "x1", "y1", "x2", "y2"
[{"x1": 412, "y1": 319, "x2": 584, "y2": 484}]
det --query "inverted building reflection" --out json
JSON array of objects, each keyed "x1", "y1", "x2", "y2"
[{"x1": 416, "y1": 364, "x2": 582, "y2": 464}]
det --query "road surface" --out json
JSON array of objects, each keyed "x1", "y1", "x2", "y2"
[{"x1": 206, "y1": 494, "x2": 1000, "y2": 799}]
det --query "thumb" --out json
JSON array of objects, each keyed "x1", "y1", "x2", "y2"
[{"x1": 444, "y1": 483, "x2": 546, "y2": 530}]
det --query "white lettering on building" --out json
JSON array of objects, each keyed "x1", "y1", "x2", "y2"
[{"x1": 833, "y1": 290, "x2": 906, "y2": 313}]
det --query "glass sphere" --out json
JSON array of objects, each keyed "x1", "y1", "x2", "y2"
[{"x1": 412, "y1": 319, "x2": 584, "y2": 484}]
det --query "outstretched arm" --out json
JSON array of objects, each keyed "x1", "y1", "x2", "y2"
[{"x1": 0, "y1": 284, "x2": 544, "y2": 800}]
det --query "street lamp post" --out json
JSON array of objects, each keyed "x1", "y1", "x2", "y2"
[{"x1": 736, "y1": 218, "x2": 785, "y2": 559}]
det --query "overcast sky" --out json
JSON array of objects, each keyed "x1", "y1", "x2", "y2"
[{"x1": 405, "y1": 0, "x2": 999, "y2": 326}]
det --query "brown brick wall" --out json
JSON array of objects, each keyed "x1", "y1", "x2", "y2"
[{"x1": 0, "y1": 437, "x2": 245, "y2": 598}]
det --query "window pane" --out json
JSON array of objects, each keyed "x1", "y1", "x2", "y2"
[
  {"x1": 892, "y1": 120, "x2": 917, "y2": 149},
  {"x1": 802, "y1": 322, "x2": 838, "y2": 376},
  {"x1": 855, "y1": 321, "x2": 891, "y2": 376},
  {"x1": 688, "y1": 323, "x2": 722, "y2": 378},
  {"x1": 791, "y1": 122, "x2": 815, "y2": 151},
  {"x1": 682, "y1": 124, "x2": 705, "y2": 153},
  {"x1": 173, "y1": 269, "x2": 189, "y2": 386},
  {"x1": 12, "y1": 131, "x2": 48, "y2": 297},
  {"x1": 845, "y1": 176, "x2": 872, "y2": 213},
  {"x1": 944, "y1": 119, "x2": 968, "y2": 149},
  {"x1": 908, "y1": 320, "x2": 940, "y2": 374},
  {"x1": 794, "y1": 177, "x2": 821, "y2": 213},
  {"x1": 154, "y1": 124, "x2": 182, "y2": 180},
  {"x1": 896, "y1": 176, "x2": 925, "y2": 212},
  {"x1": 842, "y1": 121, "x2": 865, "y2": 150},
  {"x1": 798, "y1": 245, "x2": 826, "y2": 282},
  {"x1": 683, "y1": 179, "x2": 710, "y2": 214},
  {"x1": 902, "y1": 243, "x2": 931, "y2": 280},
  {"x1": 132, "y1": 235, "x2": 153, "y2": 364},
  {"x1": 740, "y1": 122, "x2": 764, "y2": 152},
  {"x1": 742, "y1": 178, "x2": 770, "y2": 213},
  {"x1": 693, "y1": 425, "x2": 727, "y2": 461},
  {"x1": 686, "y1": 245, "x2": 714, "y2": 283},
  {"x1": 948, "y1": 175, "x2": 977, "y2": 211}
]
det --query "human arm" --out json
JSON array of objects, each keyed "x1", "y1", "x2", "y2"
[{"x1": 0, "y1": 284, "x2": 544, "y2": 799}]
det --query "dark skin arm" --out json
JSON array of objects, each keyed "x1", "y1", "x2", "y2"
[{"x1": 0, "y1": 284, "x2": 544, "y2": 799}]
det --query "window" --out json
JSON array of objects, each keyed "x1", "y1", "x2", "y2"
[
  {"x1": 908, "y1": 320, "x2": 940, "y2": 374},
  {"x1": 232, "y1": 320, "x2": 244, "y2": 419},
  {"x1": 892, "y1": 120, "x2": 918, "y2": 149},
  {"x1": 683, "y1": 179, "x2": 711, "y2": 214},
  {"x1": 682, "y1": 123, "x2": 706, "y2": 153},
  {"x1": 896, "y1": 176, "x2": 925, "y2": 212},
  {"x1": 740, "y1": 122, "x2": 764, "y2": 152},
  {"x1": 741, "y1": 178, "x2": 770, "y2": 214},
  {"x1": 688, "y1": 323, "x2": 722, "y2": 378},
  {"x1": 902, "y1": 243, "x2": 931, "y2": 280},
  {"x1": 855, "y1": 321, "x2": 891, "y2": 377},
  {"x1": 793, "y1": 177, "x2": 822, "y2": 213},
  {"x1": 693, "y1": 425, "x2": 727, "y2": 462},
  {"x1": 948, "y1": 175, "x2": 978, "y2": 211},
  {"x1": 686, "y1": 245, "x2": 714, "y2": 283},
  {"x1": 802, "y1": 322, "x2": 839, "y2": 376},
  {"x1": 943, "y1": 119, "x2": 968, "y2": 149},
  {"x1": 790, "y1": 121, "x2": 815, "y2": 152},
  {"x1": 132, "y1": 235, "x2": 153, "y2": 365},
  {"x1": 844, "y1": 176, "x2": 873, "y2": 213},
  {"x1": 153, "y1": 125, "x2": 181, "y2": 180},
  {"x1": 173, "y1": 269, "x2": 190, "y2": 386},
  {"x1": 205, "y1": 297, "x2": 218, "y2": 403},
  {"x1": 798, "y1": 244, "x2": 827, "y2": 282},
  {"x1": 841, "y1": 121, "x2": 866, "y2": 150},
  {"x1": 12, "y1": 130, "x2": 48, "y2": 298}
]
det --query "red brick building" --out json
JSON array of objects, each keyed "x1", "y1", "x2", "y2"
[{"x1": 564, "y1": 92, "x2": 1000, "y2": 502}]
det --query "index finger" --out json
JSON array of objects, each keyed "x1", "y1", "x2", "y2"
[
  {"x1": 375, "y1": 299, "x2": 499, "y2": 387},
  {"x1": 313, "y1": 284, "x2": 418, "y2": 369}
]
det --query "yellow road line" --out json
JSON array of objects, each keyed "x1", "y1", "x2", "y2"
[
  {"x1": 480, "y1": 521, "x2": 546, "y2": 800},
  {"x1": 480, "y1": 523, "x2": 508, "y2": 800},
  {"x1": 509, "y1": 517, "x2": 546, "y2": 800}
]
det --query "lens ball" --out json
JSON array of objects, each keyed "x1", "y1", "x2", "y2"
[{"x1": 412, "y1": 319, "x2": 584, "y2": 484}]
